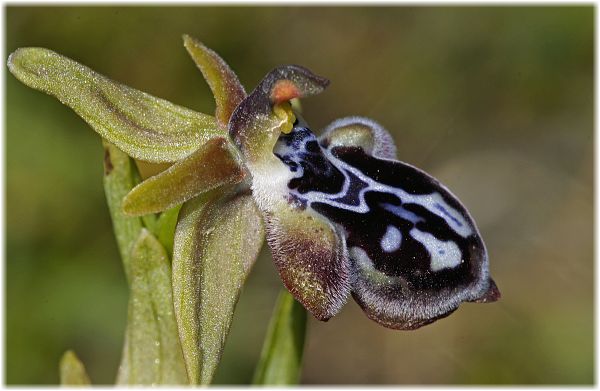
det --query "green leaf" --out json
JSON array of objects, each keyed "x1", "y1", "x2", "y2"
[
  {"x1": 252, "y1": 290, "x2": 307, "y2": 385},
  {"x1": 126, "y1": 229, "x2": 188, "y2": 385},
  {"x1": 115, "y1": 331, "x2": 130, "y2": 385},
  {"x1": 8, "y1": 47, "x2": 223, "y2": 163},
  {"x1": 183, "y1": 35, "x2": 246, "y2": 127},
  {"x1": 156, "y1": 205, "x2": 182, "y2": 258},
  {"x1": 59, "y1": 350, "x2": 91, "y2": 386},
  {"x1": 172, "y1": 190, "x2": 265, "y2": 385},
  {"x1": 104, "y1": 141, "x2": 167, "y2": 385},
  {"x1": 102, "y1": 141, "x2": 144, "y2": 283},
  {"x1": 122, "y1": 137, "x2": 245, "y2": 216}
]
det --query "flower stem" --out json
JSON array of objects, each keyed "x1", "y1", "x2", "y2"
[{"x1": 252, "y1": 289, "x2": 308, "y2": 385}]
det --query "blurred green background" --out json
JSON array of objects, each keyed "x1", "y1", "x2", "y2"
[{"x1": 5, "y1": 6, "x2": 593, "y2": 385}]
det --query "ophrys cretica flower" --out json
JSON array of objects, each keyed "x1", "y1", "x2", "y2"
[{"x1": 8, "y1": 35, "x2": 499, "y2": 384}]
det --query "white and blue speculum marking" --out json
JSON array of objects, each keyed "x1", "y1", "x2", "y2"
[{"x1": 274, "y1": 123, "x2": 485, "y2": 292}]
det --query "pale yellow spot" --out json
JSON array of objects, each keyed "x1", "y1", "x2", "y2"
[{"x1": 273, "y1": 102, "x2": 296, "y2": 134}]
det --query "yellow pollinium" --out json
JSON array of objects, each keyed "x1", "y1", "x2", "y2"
[{"x1": 273, "y1": 102, "x2": 296, "y2": 134}]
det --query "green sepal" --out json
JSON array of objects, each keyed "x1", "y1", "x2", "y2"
[
  {"x1": 172, "y1": 189, "x2": 265, "y2": 385},
  {"x1": 252, "y1": 290, "x2": 307, "y2": 385},
  {"x1": 122, "y1": 137, "x2": 245, "y2": 216},
  {"x1": 183, "y1": 35, "x2": 247, "y2": 127},
  {"x1": 8, "y1": 47, "x2": 223, "y2": 163},
  {"x1": 59, "y1": 350, "x2": 91, "y2": 386}
]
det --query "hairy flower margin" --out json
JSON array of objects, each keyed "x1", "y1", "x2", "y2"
[{"x1": 8, "y1": 36, "x2": 499, "y2": 385}]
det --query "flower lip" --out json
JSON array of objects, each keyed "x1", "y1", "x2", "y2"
[{"x1": 268, "y1": 117, "x2": 499, "y2": 330}]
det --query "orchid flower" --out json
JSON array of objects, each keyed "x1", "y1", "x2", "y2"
[{"x1": 8, "y1": 36, "x2": 499, "y2": 384}]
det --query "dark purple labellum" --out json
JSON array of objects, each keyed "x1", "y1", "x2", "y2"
[
  {"x1": 227, "y1": 63, "x2": 498, "y2": 330},
  {"x1": 273, "y1": 117, "x2": 499, "y2": 330}
]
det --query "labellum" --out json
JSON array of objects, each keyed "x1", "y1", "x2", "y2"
[{"x1": 230, "y1": 66, "x2": 499, "y2": 330}]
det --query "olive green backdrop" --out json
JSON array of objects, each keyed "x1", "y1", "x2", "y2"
[{"x1": 6, "y1": 6, "x2": 593, "y2": 385}]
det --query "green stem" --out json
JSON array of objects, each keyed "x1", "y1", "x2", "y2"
[{"x1": 252, "y1": 289, "x2": 308, "y2": 385}]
